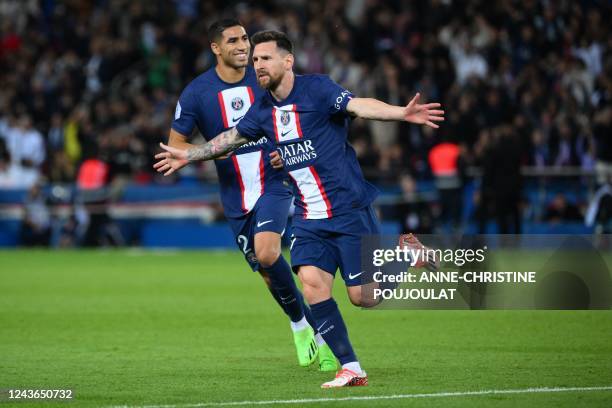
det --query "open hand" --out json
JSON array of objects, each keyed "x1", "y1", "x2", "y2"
[
  {"x1": 153, "y1": 142, "x2": 189, "y2": 176},
  {"x1": 404, "y1": 93, "x2": 445, "y2": 129}
]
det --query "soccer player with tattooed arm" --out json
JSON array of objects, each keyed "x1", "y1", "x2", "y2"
[
  {"x1": 155, "y1": 30, "x2": 444, "y2": 388},
  {"x1": 163, "y1": 20, "x2": 336, "y2": 372}
]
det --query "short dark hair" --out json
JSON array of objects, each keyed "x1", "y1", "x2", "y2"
[
  {"x1": 251, "y1": 30, "x2": 293, "y2": 54},
  {"x1": 207, "y1": 18, "x2": 243, "y2": 43}
]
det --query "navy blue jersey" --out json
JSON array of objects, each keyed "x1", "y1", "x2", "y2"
[
  {"x1": 237, "y1": 74, "x2": 379, "y2": 220},
  {"x1": 171, "y1": 66, "x2": 287, "y2": 218}
]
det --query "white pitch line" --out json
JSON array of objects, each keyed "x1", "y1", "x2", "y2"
[{"x1": 109, "y1": 385, "x2": 612, "y2": 408}]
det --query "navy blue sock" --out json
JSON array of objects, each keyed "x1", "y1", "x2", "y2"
[
  {"x1": 267, "y1": 289, "x2": 315, "y2": 329},
  {"x1": 266, "y1": 286, "x2": 290, "y2": 316},
  {"x1": 310, "y1": 298, "x2": 357, "y2": 364},
  {"x1": 263, "y1": 255, "x2": 305, "y2": 323},
  {"x1": 301, "y1": 297, "x2": 317, "y2": 330}
]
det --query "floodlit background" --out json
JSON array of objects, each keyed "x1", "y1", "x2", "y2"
[{"x1": 1, "y1": 0, "x2": 610, "y2": 247}]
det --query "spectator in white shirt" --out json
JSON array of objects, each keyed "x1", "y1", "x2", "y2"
[{"x1": 2, "y1": 115, "x2": 45, "y2": 187}]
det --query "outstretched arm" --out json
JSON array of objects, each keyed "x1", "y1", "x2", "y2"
[
  {"x1": 346, "y1": 93, "x2": 444, "y2": 128},
  {"x1": 185, "y1": 127, "x2": 248, "y2": 161},
  {"x1": 154, "y1": 128, "x2": 249, "y2": 176}
]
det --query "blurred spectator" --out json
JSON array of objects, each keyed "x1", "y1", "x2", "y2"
[
  {"x1": 593, "y1": 107, "x2": 612, "y2": 185},
  {"x1": 395, "y1": 173, "x2": 434, "y2": 234},
  {"x1": 47, "y1": 113, "x2": 65, "y2": 152},
  {"x1": 20, "y1": 182, "x2": 51, "y2": 246},
  {"x1": 545, "y1": 194, "x2": 582, "y2": 224},
  {"x1": 76, "y1": 151, "x2": 124, "y2": 247},
  {"x1": 352, "y1": 136, "x2": 379, "y2": 178},
  {"x1": 476, "y1": 126, "x2": 523, "y2": 234},
  {"x1": 428, "y1": 139, "x2": 464, "y2": 229},
  {"x1": 531, "y1": 129, "x2": 549, "y2": 167},
  {"x1": 55, "y1": 204, "x2": 89, "y2": 248},
  {"x1": 585, "y1": 184, "x2": 612, "y2": 233},
  {"x1": 0, "y1": 114, "x2": 45, "y2": 187},
  {"x1": 0, "y1": 135, "x2": 10, "y2": 185},
  {"x1": 368, "y1": 56, "x2": 401, "y2": 148}
]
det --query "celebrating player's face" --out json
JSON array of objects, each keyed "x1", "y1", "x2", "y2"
[
  {"x1": 215, "y1": 26, "x2": 250, "y2": 69},
  {"x1": 252, "y1": 42, "x2": 288, "y2": 90}
]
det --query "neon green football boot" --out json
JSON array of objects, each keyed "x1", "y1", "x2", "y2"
[
  {"x1": 317, "y1": 343, "x2": 338, "y2": 372},
  {"x1": 293, "y1": 327, "x2": 318, "y2": 367}
]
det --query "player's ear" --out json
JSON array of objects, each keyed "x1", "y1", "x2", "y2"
[
  {"x1": 210, "y1": 42, "x2": 221, "y2": 56},
  {"x1": 285, "y1": 53, "x2": 294, "y2": 70}
]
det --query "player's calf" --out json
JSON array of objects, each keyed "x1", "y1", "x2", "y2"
[{"x1": 346, "y1": 284, "x2": 379, "y2": 308}]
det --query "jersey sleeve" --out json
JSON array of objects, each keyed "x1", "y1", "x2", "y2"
[
  {"x1": 235, "y1": 104, "x2": 264, "y2": 141},
  {"x1": 171, "y1": 88, "x2": 199, "y2": 137},
  {"x1": 316, "y1": 75, "x2": 355, "y2": 115}
]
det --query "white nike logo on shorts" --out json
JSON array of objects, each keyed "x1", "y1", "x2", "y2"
[
  {"x1": 348, "y1": 271, "x2": 364, "y2": 280},
  {"x1": 257, "y1": 220, "x2": 273, "y2": 228}
]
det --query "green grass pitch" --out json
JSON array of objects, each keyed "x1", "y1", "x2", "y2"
[{"x1": 1, "y1": 250, "x2": 611, "y2": 407}]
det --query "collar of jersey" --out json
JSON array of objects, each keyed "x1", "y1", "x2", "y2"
[{"x1": 212, "y1": 65, "x2": 250, "y2": 86}]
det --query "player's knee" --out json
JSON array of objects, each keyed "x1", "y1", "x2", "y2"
[
  {"x1": 298, "y1": 271, "x2": 330, "y2": 303},
  {"x1": 255, "y1": 245, "x2": 280, "y2": 268},
  {"x1": 298, "y1": 271, "x2": 320, "y2": 290}
]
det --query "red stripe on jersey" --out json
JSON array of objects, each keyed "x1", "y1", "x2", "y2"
[
  {"x1": 292, "y1": 104, "x2": 303, "y2": 138},
  {"x1": 288, "y1": 172, "x2": 308, "y2": 219},
  {"x1": 259, "y1": 152, "x2": 265, "y2": 195},
  {"x1": 247, "y1": 87, "x2": 255, "y2": 103},
  {"x1": 310, "y1": 166, "x2": 332, "y2": 218},
  {"x1": 231, "y1": 155, "x2": 247, "y2": 213},
  {"x1": 217, "y1": 92, "x2": 229, "y2": 129},
  {"x1": 272, "y1": 107, "x2": 280, "y2": 142}
]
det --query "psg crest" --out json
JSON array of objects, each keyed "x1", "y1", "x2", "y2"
[
  {"x1": 280, "y1": 111, "x2": 291, "y2": 125},
  {"x1": 231, "y1": 97, "x2": 244, "y2": 111},
  {"x1": 247, "y1": 252, "x2": 258, "y2": 264}
]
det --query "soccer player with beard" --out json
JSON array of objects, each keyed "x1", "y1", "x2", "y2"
[
  {"x1": 162, "y1": 21, "x2": 336, "y2": 371},
  {"x1": 155, "y1": 30, "x2": 444, "y2": 387}
]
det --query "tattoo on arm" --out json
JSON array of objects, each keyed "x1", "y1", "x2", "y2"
[{"x1": 186, "y1": 128, "x2": 248, "y2": 161}]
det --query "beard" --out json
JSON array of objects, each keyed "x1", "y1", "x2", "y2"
[{"x1": 256, "y1": 71, "x2": 282, "y2": 90}]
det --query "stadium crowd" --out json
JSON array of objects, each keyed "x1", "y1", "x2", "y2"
[{"x1": 0, "y1": 0, "x2": 610, "y2": 234}]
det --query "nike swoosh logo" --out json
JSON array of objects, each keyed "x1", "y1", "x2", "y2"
[
  {"x1": 280, "y1": 130, "x2": 292, "y2": 137},
  {"x1": 316, "y1": 320, "x2": 328, "y2": 331},
  {"x1": 232, "y1": 115, "x2": 244, "y2": 122},
  {"x1": 348, "y1": 271, "x2": 364, "y2": 280},
  {"x1": 257, "y1": 220, "x2": 273, "y2": 227},
  {"x1": 279, "y1": 295, "x2": 293, "y2": 301}
]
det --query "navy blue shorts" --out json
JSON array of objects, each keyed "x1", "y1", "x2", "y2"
[
  {"x1": 227, "y1": 190, "x2": 293, "y2": 271},
  {"x1": 290, "y1": 205, "x2": 380, "y2": 286}
]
